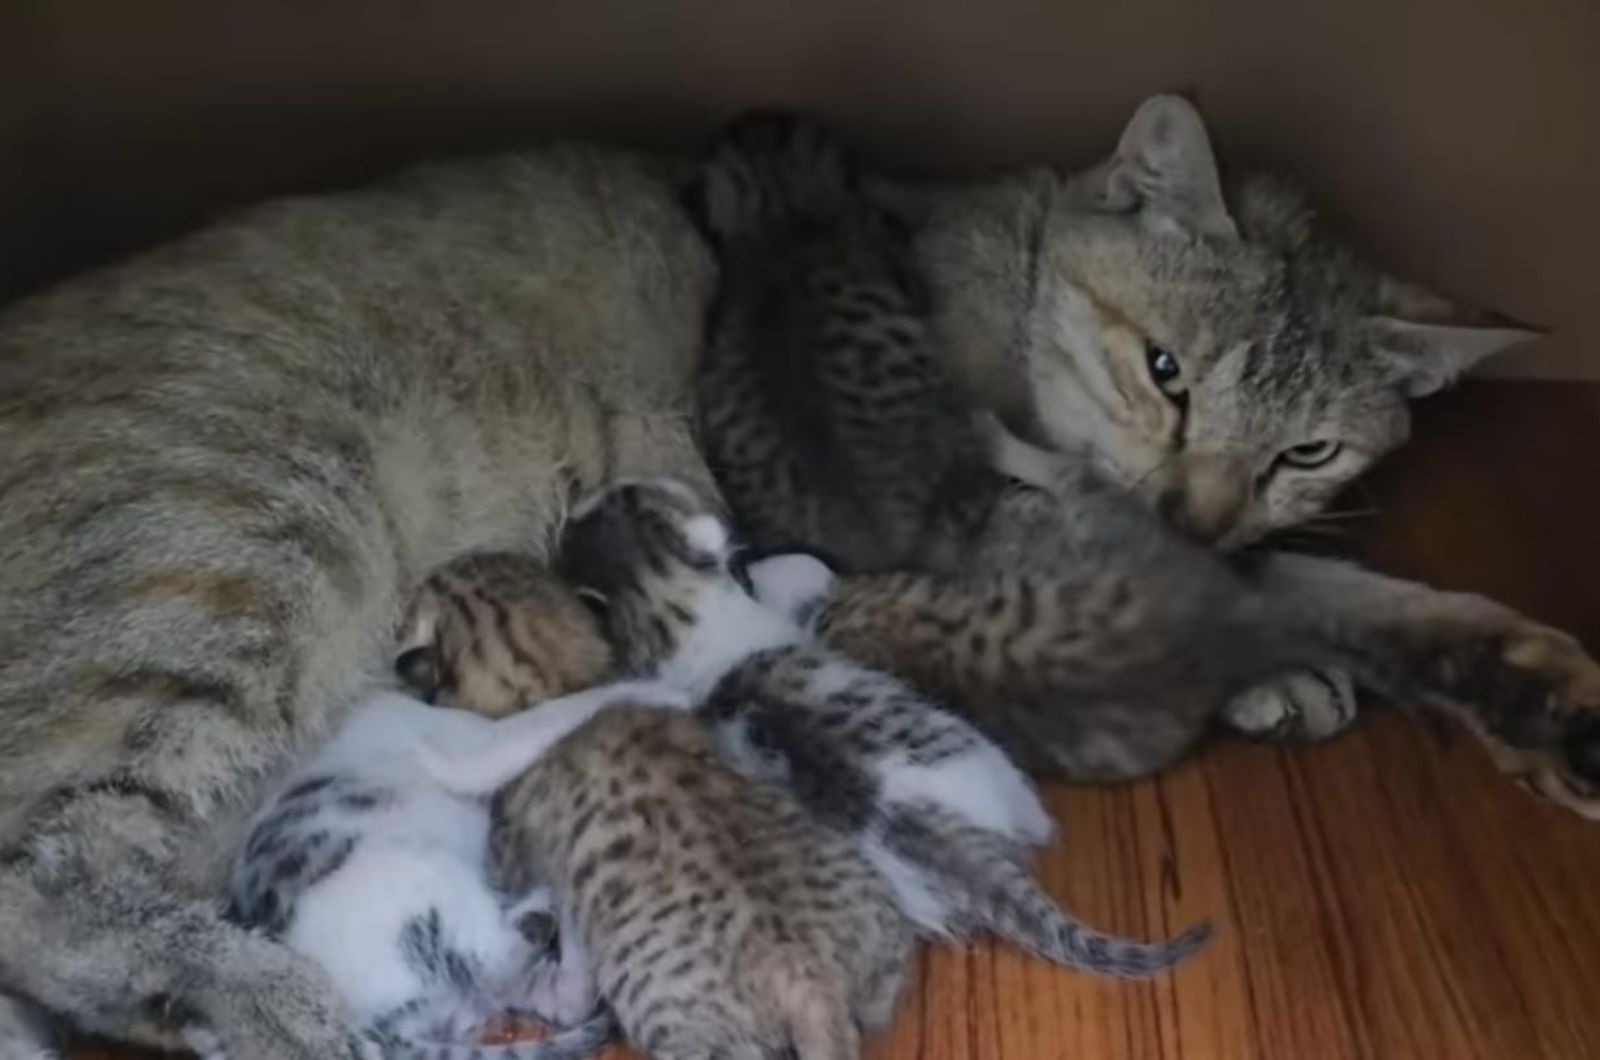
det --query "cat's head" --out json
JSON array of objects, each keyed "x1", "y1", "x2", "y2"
[
  {"x1": 983, "y1": 96, "x2": 1540, "y2": 548},
  {"x1": 556, "y1": 477, "x2": 768, "y2": 678},
  {"x1": 394, "y1": 551, "x2": 613, "y2": 717}
]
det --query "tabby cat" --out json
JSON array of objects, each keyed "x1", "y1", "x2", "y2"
[
  {"x1": 556, "y1": 479, "x2": 1213, "y2": 976},
  {"x1": 0, "y1": 97, "x2": 1593, "y2": 1060}
]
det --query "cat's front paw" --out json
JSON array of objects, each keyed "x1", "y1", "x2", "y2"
[
  {"x1": 1453, "y1": 621, "x2": 1600, "y2": 819},
  {"x1": 1222, "y1": 667, "x2": 1358, "y2": 743}
]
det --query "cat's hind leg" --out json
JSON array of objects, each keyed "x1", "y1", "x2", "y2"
[{"x1": 0, "y1": 858, "x2": 361, "y2": 1060}]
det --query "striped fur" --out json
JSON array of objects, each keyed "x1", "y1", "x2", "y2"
[
  {"x1": 0, "y1": 145, "x2": 714, "y2": 1060},
  {"x1": 0, "y1": 96, "x2": 1589, "y2": 1060}
]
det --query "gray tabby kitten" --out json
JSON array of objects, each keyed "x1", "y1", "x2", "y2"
[
  {"x1": 0, "y1": 96, "x2": 1594, "y2": 1060},
  {"x1": 690, "y1": 110, "x2": 998, "y2": 572},
  {"x1": 556, "y1": 478, "x2": 1211, "y2": 976}
]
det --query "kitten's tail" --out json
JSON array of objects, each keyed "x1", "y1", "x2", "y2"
[
  {"x1": 883, "y1": 806, "x2": 1213, "y2": 977},
  {"x1": 367, "y1": 1011, "x2": 615, "y2": 1060},
  {"x1": 986, "y1": 868, "x2": 1214, "y2": 977},
  {"x1": 688, "y1": 109, "x2": 856, "y2": 240}
]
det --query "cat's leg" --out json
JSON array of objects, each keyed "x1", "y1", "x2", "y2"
[
  {"x1": 421, "y1": 681, "x2": 692, "y2": 797},
  {"x1": 0, "y1": 859, "x2": 360, "y2": 1060},
  {"x1": 853, "y1": 921, "x2": 914, "y2": 1032},
  {"x1": 0, "y1": 994, "x2": 60, "y2": 1060},
  {"x1": 1220, "y1": 666, "x2": 1360, "y2": 743},
  {"x1": 979, "y1": 412, "x2": 1369, "y2": 746},
  {"x1": 1259, "y1": 552, "x2": 1600, "y2": 815}
]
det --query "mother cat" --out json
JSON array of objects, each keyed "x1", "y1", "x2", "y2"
[{"x1": 0, "y1": 95, "x2": 1594, "y2": 1060}]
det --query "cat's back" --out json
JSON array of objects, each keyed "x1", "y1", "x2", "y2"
[{"x1": 0, "y1": 144, "x2": 714, "y2": 847}]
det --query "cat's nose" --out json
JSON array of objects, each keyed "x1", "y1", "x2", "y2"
[{"x1": 1158, "y1": 457, "x2": 1250, "y2": 544}]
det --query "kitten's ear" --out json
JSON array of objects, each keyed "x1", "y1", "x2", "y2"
[
  {"x1": 1365, "y1": 317, "x2": 1544, "y2": 397},
  {"x1": 1365, "y1": 277, "x2": 1544, "y2": 397},
  {"x1": 1065, "y1": 95, "x2": 1238, "y2": 240},
  {"x1": 574, "y1": 587, "x2": 611, "y2": 617},
  {"x1": 395, "y1": 647, "x2": 440, "y2": 702}
]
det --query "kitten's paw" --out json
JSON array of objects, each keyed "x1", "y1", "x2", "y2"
[
  {"x1": 746, "y1": 553, "x2": 836, "y2": 624},
  {"x1": 1222, "y1": 667, "x2": 1358, "y2": 743},
  {"x1": 521, "y1": 963, "x2": 600, "y2": 1029}
]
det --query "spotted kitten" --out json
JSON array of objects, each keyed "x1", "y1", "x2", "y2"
[
  {"x1": 409, "y1": 551, "x2": 910, "y2": 1060},
  {"x1": 689, "y1": 110, "x2": 1002, "y2": 573},
  {"x1": 396, "y1": 552, "x2": 616, "y2": 720},
  {"x1": 557, "y1": 478, "x2": 1211, "y2": 976}
]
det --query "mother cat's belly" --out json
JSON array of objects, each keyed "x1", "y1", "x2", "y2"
[{"x1": 0, "y1": 142, "x2": 716, "y2": 882}]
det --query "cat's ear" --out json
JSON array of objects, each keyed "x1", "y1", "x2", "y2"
[
  {"x1": 1066, "y1": 95, "x2": 1238, "y2": 240},
  {"x1": 1365, "y1": 276, "x2": 1544, "y2": 397}
]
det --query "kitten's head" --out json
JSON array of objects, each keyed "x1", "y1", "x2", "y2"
[
  {"x1": 556, "y1": 478, "x2": 758, "y2": 676},
  {"x1": 1003, "y1": 95, "x2": 1539, "y2": 548},
  {"x1": 395, "y1": 551, "x2": 614, "y2": 717}
]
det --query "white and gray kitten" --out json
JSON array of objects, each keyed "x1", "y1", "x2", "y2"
[{"x1": 227, "y1": 678, "x2": 686, "y2": 1059}]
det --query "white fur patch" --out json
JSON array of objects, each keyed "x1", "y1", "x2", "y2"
[
  {"x1": 880, "y1": 745, "x2": 1054, "y2": 845},
  {"x1": 747, "y1": 553, "x2": 836, "y2": 625},
  {"x1": 862, "y1": 837, "x2": 953, "y2": 936},
  {"x1": 655, "y1": 582, "x2": 802, "y2": 699},
  {"x1": 682, "y1": 514, "x2": 729, "y2": 557}
]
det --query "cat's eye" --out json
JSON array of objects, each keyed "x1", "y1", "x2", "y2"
[
  {"x1": 1145, "y1": 341, "x2": 1184, "y2": 397},
  {"x1": 1279, "y1": 439, "x2": 1343, "y2": 469}
]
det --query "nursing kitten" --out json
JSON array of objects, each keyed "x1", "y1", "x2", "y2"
[
  {"x1": 397, "y1": 551, "x2": 616, "y2": 719},
  {"x1": 482, "y1": 708, "x2": 912, "y2": 1060},
  {"x1": 557, "y1": 479, "x2": 1212, "y2": 976},
  {"x1": 227, "y1": 680, "x2": 685, "y2": 1059},
  {"x1": 3, "y1": 95, "x2": 1595, "y2": 1060},
  {"x1": 761, "y1": 452, "x2": 1600, "y2": 796},
  {"x1": 690, "y1": 110, "x2": 1001, "y2": 573},
  {"x1": 404, "y1": 551, "x2": 911, "y2": 1060}
]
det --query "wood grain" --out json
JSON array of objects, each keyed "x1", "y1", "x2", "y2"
[{"x1": 69, "y1": 381, "x2": 1600, "y2": 1060}]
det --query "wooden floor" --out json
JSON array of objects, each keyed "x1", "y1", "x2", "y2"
[{"x1": 73, "y1": 381, "x2": 1600, "y2": 1060}]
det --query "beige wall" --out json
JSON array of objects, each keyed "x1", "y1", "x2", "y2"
[{"x1": 3, "y1": 0, "x2": 1595, "y2": 377}]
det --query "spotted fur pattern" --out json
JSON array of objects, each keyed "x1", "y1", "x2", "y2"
[
  {"x1": 226, "y1": 686, "x2": 680, "y2": 1060},
  {"x1": 397, "y1": 538, "x2": 909, "y2": 1060},
  {"x1": 559, "y1": 479, "x2": 1211, "y2": 977},
  {"x1": 490, "y1": 708, "x2": 911, "y2": 1060},
  {"x1": 689, "y1": 110, "x2": 1003, "y2": 573}
]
